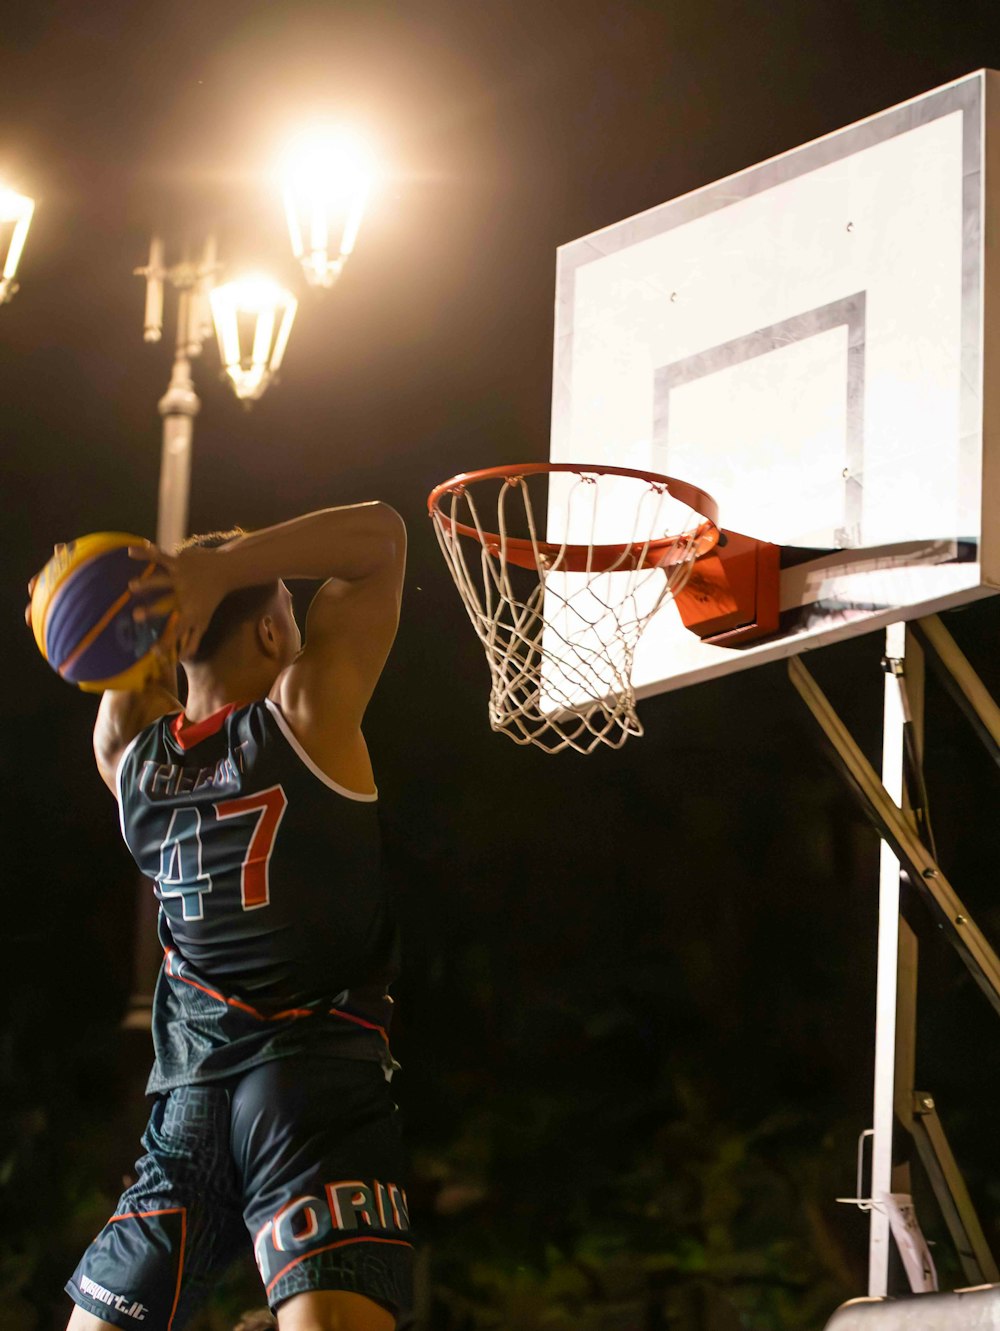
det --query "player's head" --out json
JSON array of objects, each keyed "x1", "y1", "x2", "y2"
[{"x1": 180, "y1": 529, "x2": 301, "y2": 677}]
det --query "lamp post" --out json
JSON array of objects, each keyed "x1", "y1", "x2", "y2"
[
  {"x1": 135, "y1": 236, "x2": 218, "y2": 550},
  {"x1": 134, "y1": 125, "x2": 376, "y2": 550},
  {"x1": 126, "y1": 244, "x2": 297, "y2": 1029},
  {"x1": 128, "y1": 233, "x2": 217, "y2": 1031},
  {"x1": 0, "y1": 186, "x2": 35, "y2": 304},
  {"x1": 124, "y1": 128, "x2": 376, "y2": 1028},
  {"x1": 135, "y1": 242, "x2": 301, "y2": 544}
]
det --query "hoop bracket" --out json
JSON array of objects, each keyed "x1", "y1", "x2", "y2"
[{"x1": 673, "y1": 529, "x2": 781, "y2": 645}]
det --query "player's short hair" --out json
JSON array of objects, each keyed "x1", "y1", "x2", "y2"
[{"x1": 180, "y1": 528, "x2": 281, "y2": 665}]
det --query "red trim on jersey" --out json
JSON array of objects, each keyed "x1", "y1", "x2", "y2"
[
  {"x1": 106, "y1": 1206, "x2": 186, "y2": 1330},
  {"x1": 162, "y1": 950, "x2": 391, "y2": 1048},
  {"x1": 163, "y1": 948, "x2": 315, "y2": 1020},
  {"x1": 264, "y1": 1235, "x2": 413, "y2": 1297},
  {"x1": 109, "y1": 1206, "x2": 186, "y2": 1222},
  {"x1": 326, "y1": 1004, "x2": 391, "y2": 1047},
  {"x1": 169, "y1": 701, "x2": 248, "y2": 751}
]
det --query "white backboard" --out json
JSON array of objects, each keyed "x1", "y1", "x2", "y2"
[{"x1": 550, "y1": 70, "x2": 1000, "y2": 696}]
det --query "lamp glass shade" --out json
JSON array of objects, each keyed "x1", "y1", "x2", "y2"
[
  {"x1": 280, "y1": 129, "x2": 375, "y2": 288},
  {"x1": 209, "y1": 275, "x2": 298, "y2": 401},
  {"x1": 0, "y1": 188, "x2": 34, "y2": 301}
]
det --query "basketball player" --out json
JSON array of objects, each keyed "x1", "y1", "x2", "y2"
[{"x1": 51, "y1": 503, "x2": 410, "y2": 1331}]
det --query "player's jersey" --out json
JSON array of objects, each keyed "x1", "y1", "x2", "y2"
[{"x1": 117, "y1": 697, "x2": 397, "y2": 1093}]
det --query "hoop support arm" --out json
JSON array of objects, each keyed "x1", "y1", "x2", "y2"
[
  {"x1": 911, "y1": 615, "x2": 1000, "y2": 770},
  {"x1": 910, "y1": 1091, "x2": 999, "y2": 1284},
  {"x1": 788, "y1": 655, "x2": 1000, "y2": 1016}
]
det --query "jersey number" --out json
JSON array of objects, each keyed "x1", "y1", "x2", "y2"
[
  {"x1": 156, "y1": 785, "x2": 288, "y2": 920},
  {"x1": 215, "y1": 786, "x2": 288, "y2": 910}
]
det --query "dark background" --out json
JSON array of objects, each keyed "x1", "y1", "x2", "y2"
[{"x1": 4, "y1": 3, "x2": 1000, "y2": 1328}]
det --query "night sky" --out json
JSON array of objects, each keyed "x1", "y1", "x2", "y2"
[{"x1": 6, "y1": 3, "x2": 1000, "y2": 1328}]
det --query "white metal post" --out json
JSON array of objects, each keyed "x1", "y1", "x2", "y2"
[
  {"x1": 155, "y1": 289, "x2": 201, "y2": 551},
  {"x1": 869, "y1": 621, "x2": 907, "y2": 1294},
  {"x1": 156, "y1": 356, "x2": 199, "y2": 550},
  {"x1": 125, "y1": 261, "x2": 203, "y2": 1031}
]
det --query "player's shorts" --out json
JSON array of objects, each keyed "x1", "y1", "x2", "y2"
[{"x1": 66, "y1": 1054, "x2": 413, "y2": 1329}]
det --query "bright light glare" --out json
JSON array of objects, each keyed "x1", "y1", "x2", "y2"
[
  {"x1": 0, "y1": 186, "x2": 34, "y2": 301},
  {"x1": 279, "y1": 127, "x2": 377, "y2": 287},
  {"x1": 220, "y1": 273, "x2": 288, "y2": 313},
  {"x1": 280, "y1": 127, "x2": 377, "y2": 200},
  {"x1": 0, "y1": 187, "x2": 33, "y2": 224},
  {"x1": 210, "y1": 273, "x2": 298, "y2": 402}
]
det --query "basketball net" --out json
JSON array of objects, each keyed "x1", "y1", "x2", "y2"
[{"x1": 429, "y1": 464, "x2": 719, "y2": 753}]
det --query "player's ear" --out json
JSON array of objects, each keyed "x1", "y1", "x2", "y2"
[{"x1": 257, "y1": 614, "x2": 280, "y2": 659}]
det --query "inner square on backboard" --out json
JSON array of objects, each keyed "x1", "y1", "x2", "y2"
[
  {"x1": 547, "y1": 74, "x2": 989, "y2": 700},
  {"x1": 654, "y1": 294, "x2": 865, "y2": 549}
]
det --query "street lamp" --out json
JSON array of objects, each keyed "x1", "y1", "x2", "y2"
[
  {"x1": 136, "y1": 243, "x2": 299, "y2": 550},
  {"x1": 128, "y1": 243, "x2": 295, "y2": 1032},
  {"x1": 0, "y1": 186, "x2": 35, "y2": 304},
  {"x1": 210, "y1": 273, "x2": 298, "y2": 402},
  {"x1": 280, "y1": 127, "x2": 375, "y2": 288},
  {"x1": 127, "y1": 137, "x2": 368, "y2": 1027},
  {"x1": 134, "y1": 235, "x2": 219, "y2": 552}
]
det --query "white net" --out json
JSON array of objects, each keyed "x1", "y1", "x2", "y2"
[{"x1": 430, "y1": 465, "x2": 716, "y2": 753}]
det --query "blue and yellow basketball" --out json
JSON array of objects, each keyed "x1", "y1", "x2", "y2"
[{"x1": 30, "y1": 533, "x2": 174, "y2": 693}]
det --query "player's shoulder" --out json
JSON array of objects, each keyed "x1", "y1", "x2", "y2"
[
  {"x1": 117, "y1": 708, "x2": 176, "y2": 765},
  {"x1": 264, "y1": 682, "x2": 378, "y2": 798}
]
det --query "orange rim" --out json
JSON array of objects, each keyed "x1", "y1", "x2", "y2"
[{"x1": 427, "y1": 462, "x2": 720, "y2": 572}]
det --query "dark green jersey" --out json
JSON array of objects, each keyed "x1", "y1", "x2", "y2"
[{"x1": 116, "y1": 698, "x2": 397, "y2": 1092}]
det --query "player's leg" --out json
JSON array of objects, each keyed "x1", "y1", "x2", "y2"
[
  {"x1": 233, "y1": 1054, "x2": 412, "y2": 1328},
  {"x1": 65, "y1": 1085, "x2": 247, "y2": 1330},
  {"x1": 275, "y1": 1288, "x2": 395, "y2": 1330},
  {"x1": 66, "y1": 1308, "x2": 117, "y2": 1330}
]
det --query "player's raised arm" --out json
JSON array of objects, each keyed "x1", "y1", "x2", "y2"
[
  {"x1": 92, "y1": 627, "x2": 182, "y2": 793},
  {"x1": 24, "y1": 566, "x2": 182, "y2": 795},
  {"x1": 134, "y1": 503, "x2": 406, "y2": 788},
  {"x1": 268, "y1": 503, "x2": 406, "y2": 703}
]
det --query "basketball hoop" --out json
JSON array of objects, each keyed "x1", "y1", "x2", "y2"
[{"x1": 428, "y1": 462, "x2": 720, "y2": 753}]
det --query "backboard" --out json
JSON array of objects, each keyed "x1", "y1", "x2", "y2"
[{"x1": 549, "y1": 70, "x2": 1000, "y2": 698}]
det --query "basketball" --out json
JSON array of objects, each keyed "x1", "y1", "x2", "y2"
[{"x1": 29, "y1": 532, "x2": 174, "y2": 693}]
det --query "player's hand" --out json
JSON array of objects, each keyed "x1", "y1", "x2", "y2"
[
  {"x1": 25, "y1": 543, "x2": 66, "y2": 629},
  {"x1": 128, "y1": 542, "x2": 230, "y2": 660}
]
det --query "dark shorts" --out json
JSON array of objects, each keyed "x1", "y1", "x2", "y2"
[{"x1": 66, "y1": 1055, "x2": 412, "y2": 1330}]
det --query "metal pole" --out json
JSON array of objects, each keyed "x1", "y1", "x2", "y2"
[
  {"x1": 126, "y1": 274, "x2": 202, "y2": 1029},
  {"x1": 869, "y1": 622, "x2": 907, "y2": 1295},
  {"x1": 885, "y1": 629, "x2": 925, "y2": 1292},
  {"x1": 156, "y1": 291, "x2": 200, "y2": 551},
  {"x1": 913, "y1": 615, "x2": 1000, "y2": 767},
  {"x1": 789, "y1": 644, "x2": 1000, "y2": 1294},
  {"x1": 787, "y1": 657, "x2": 1000, "y2": 1011}
]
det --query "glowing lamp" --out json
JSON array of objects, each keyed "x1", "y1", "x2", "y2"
[
  {"x1": 209, "y1": 274, "x2": 298, "y2": 402},
  {"x1": 0, "y1": 187, "x2": 35, "y2": 304},
  {"x1": 280, "y1": 128, "x2": 375, "y2": 288}
]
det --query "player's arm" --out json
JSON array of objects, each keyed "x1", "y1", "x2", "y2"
[
  {"x1": 267, "y1": 504, "x2": 407, "y2": 740},
  {"x1": 137, "y1": 501, "x2": 406, "y2": 720},
  {"x1": 25, "y1": 568, "x2": 181, "y2": 795},
  {"x1": 92, "y1": 633, "x2": 181, "y2": 793}
]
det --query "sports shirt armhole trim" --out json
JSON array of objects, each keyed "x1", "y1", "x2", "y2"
[
  {"x1": 264, "y1": 698, "x2": 378, "y2": 802},
  {"x1": 115, "y1": 731, "x2": 144, "y2": 845}
]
